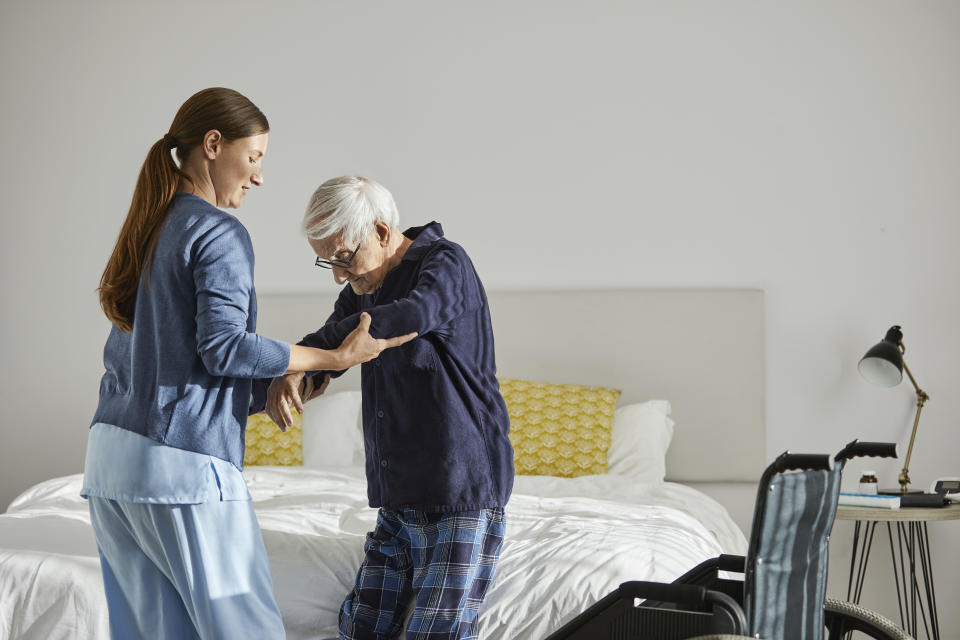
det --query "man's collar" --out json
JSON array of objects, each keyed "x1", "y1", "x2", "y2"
[{"x1": 400, "y1": 222, "x2": 444, "y2": 262}]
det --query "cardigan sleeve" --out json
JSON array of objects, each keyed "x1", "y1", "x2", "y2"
[{"x1": 192, "y1": 217, "x2": 290, "y2": 379}]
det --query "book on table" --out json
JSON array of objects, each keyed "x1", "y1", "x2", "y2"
[{"x1": 838, "y1": 493, "x2": 901, "y2": 509}]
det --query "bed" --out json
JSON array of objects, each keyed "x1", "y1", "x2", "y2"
[{"x1": 0, "y1": 289, "x2": 763, "y2": 640}]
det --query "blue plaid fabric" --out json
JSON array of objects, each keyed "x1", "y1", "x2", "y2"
[{"x1": 339, "y1": 507, "x2": 506, "y2": 640}]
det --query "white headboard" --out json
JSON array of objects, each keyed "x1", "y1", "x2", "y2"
[{"x1": 257, "y1": 288, "x2": 765, "y2": 482}]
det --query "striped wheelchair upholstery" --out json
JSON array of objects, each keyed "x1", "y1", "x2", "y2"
[{"x1": 745, "y1": 465, "x2": 842, "y2": 640}]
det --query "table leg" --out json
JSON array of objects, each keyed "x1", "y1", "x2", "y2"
[
  {"x1": 914, "y1": 523, "x2": 939, "y2": 640},
  {"x1": 887, "y1": 522, "x2": 940, "y2": 640},
  {"x1": 842, "y1": 521, "x2": 874, "y2": 640},
  {"x1": 846, "y1": 520, "x2": 877, "y2": 604}
]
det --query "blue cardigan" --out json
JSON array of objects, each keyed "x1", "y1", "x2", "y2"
[{"x1": 91, "y1": 193, "x2": 290, "y2": 469}]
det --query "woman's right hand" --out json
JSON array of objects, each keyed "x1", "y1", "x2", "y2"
[{"x1": 337, "y1": 312, "x2": 417, "y2": 367}]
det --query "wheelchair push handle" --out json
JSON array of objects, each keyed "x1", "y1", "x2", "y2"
[
  {"x1": 771, "y1": 452, "x2": 833, "y2": 474},
  {"x1": 834, "y1": 439, "x2": 897, "y2": 463}
]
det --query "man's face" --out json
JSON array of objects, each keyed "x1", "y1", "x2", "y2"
[{"x1": 309, "y1": 230, "x2": 386, "y2": 295}]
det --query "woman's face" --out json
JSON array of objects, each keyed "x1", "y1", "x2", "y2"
[{"x1": 210, "y1": 133, "x2": 268, "y2": 208}]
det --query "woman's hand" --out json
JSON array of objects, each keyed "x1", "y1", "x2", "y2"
[
  {"x1": 336, "y1": 312, "x2": 417, "y2": 368},
  {"x1": 272, "y1": 312, "x2": 414, "y2": 426},
  {"x1": 266, "y1": 372, "x2": 332, "y2": 430},
  {"x1": 285, "y1": 313, "x2": 417, "y2": 374},
  {"x1": 266, "y1": 372, "x2": 303, "y2": 430}
]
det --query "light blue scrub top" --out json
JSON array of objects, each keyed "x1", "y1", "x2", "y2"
[{"x1": 81, "y1": 423, "x2": 249, "y2": 503}]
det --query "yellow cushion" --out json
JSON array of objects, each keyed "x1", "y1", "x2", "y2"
[
  {"x1": 499, "y1": 377, "x2": 620, "y2": 477},
  {"x1": 243, "y1": 412, "x2": 303, "y2": 466}
]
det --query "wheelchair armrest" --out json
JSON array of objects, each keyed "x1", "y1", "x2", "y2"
[
  {"x1": 619, "y1": 582, "x2": 747, "y2": 634},
  {"x1": 670, "y1": 555, "x2": 747, "y2": 588},
  {"x1": 620, "y1": 581, "x2": 711, "y2": 607},
  {"x1": 717, "y1": 554, "x2": 746, "y2": 573}
]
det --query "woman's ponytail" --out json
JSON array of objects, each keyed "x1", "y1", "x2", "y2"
[{"x1": 98, "y1": 136, "x2": 184, "y2": 332}]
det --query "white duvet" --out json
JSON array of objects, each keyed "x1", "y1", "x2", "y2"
[{"x1": 0, "y1": 467, "x2": 746, "y2": 640}]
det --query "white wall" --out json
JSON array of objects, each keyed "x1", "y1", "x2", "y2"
[{"x1": 1, "y1": 1, "x2": 958, "y2": 636}]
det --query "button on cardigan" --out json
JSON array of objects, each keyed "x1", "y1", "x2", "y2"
[
  {"x1": 91, "y1": 193, "x2": 291, "y2": 469},
  {"x1": 255, "y1": 222, "x2": 514, "y2": 512}
]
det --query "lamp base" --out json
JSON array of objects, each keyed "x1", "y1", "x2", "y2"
[{"x1": 878, "y1": 488, "x2": 924, "y2": 495}]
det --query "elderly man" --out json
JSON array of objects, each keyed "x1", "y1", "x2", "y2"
[{"x1": 263, "y1": 176, "x2": 513, "y2": 640}]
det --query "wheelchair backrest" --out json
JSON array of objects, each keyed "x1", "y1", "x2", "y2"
[{"x1": 744, "y1": 458, "x2": 842, "y2": 640}]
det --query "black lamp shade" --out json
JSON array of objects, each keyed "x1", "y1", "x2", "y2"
[{"x1": 858, "y1": 326, "x2": 904, "y2": 387}]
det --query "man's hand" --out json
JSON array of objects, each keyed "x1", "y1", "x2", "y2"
[
  {"x1": 303, "y1": 372, "x2": 331, "y2": 402},
  {"x1": 299, "y1": 374, "x2": 314, "y2": 404}
]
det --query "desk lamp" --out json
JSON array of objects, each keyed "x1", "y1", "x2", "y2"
[{"x1": 857, "y1": 325, "x2": 929, "y2": 494}]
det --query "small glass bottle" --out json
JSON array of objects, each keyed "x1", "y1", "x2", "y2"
[{"x1": 859, "y1": 471, "x2": 879, "y2": 495}]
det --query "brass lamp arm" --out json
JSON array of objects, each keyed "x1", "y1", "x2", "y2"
[
  {"x1": 901, "y1": 359, "x2": 927, "y2": 400},
  {"x1": 898, "y1": 358, "x2": 929, "y2": 493}
]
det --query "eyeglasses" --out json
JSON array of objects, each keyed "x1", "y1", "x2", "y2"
[{"x1": 315, "y1": 242, "x2": 361, "y2": 269}]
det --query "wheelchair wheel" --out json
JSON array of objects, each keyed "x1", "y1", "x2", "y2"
[{"x1": 824, "y1": 598, "x2": 912, "y2": 640}]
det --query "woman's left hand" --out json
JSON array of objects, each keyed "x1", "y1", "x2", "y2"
[
  {"x1": 266, "y1": 372, "x2": 305, "y2": 431},
  {"x1": 266, "y1": 372, "x2": 332, "y2": 430}
]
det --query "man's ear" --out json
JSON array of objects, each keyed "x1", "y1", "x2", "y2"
[
  {"x1": 374, "y1": 220, "x2": 392, "y2": 247},
  {"x1": 202, "y1": 129, "x2": 223, "y2": 160}
]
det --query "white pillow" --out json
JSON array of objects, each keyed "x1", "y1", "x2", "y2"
[
  {"x1": 301, "y1": 391, "x2": 364, "y2": 468},
  {"x1": 606, "y1": 400, "x2": 675, "y2": 483}
]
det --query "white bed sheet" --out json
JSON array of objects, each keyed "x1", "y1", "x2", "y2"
[{"x1": 0, "y1": 467, "x2": 747, "y2": 640}]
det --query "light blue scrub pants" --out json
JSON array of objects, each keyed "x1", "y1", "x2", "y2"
[{"x1": 88, "y1": 496, "x2": 285, "y2": 639}]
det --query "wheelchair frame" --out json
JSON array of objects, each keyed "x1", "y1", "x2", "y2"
[{"x1": 544, "y1": 440, "x2": 912, "y2": 640}]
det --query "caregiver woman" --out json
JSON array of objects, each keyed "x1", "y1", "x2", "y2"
[{"x1": 81, "y1": 87, "x2": 415, "y2": 639}]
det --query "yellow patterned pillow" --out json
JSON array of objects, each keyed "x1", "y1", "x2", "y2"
[
  {"x1": 499, "y1": 378, "x2": 620, "y2": 477},
  {"x1": 243, "y1": 412, "x2": 303, "y2": 466}
]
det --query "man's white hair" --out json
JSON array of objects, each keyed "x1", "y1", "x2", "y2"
[{"x1": 302, "y1": 176, "x2": 399, "y2": 245}]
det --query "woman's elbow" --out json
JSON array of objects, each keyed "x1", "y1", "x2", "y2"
[
  {"x1": 198, "y1": 348, "x2": 233, "y2": 377},
  {"x1": 196, "y1": 333, "x2": 249, "y2": 377}
]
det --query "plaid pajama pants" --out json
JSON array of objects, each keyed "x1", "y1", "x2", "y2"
[{"x1": 338, "y1": 507, "x2": 506, "y2": 640}]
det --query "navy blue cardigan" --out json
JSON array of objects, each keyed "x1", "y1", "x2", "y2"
[
  {"x1": 92, "y1": 193, "x2": 291, "y2": 469},
  {"x1": 258, "y1": 222, "x2": 514, "y2": 512}
]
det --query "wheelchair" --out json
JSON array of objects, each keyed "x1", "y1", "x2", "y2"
[{"x1": 544, "y1": 440, "x2": 913, "y2": 640}]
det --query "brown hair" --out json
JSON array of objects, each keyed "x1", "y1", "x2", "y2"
[{"x1": 98, "y1": 88, "x2": 269, "y2": 331}]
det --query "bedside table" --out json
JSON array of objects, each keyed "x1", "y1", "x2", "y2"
[{"x1": 834, "y1": 503, "x2": 960, "y2": 640}]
